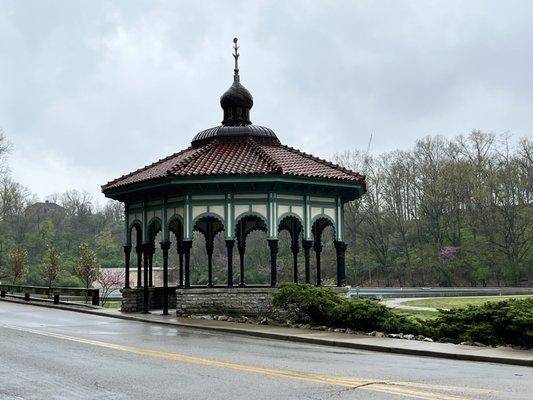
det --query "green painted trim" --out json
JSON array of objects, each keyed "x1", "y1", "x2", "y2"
[
  {"x1": 277, "y1": 211, "x2": 304, "y2": 226},
  {"x1": 192, "y1": 212, "x2": 225, "y2": 228},
  {"x1": 103, "y1": 174, "x2": 364, "y2": 198}
]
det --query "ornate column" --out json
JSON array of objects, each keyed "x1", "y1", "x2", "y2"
[
  {"x1": 161, "y1": 241, "x2": 171, "y2": 315},
  {"x1": 334, "y1": 241, "x2": 347, "y2": 287},
  {"x1": 136, "y1": 245, "x2": 142, "y2": 288},
  {"x1": 314, "y1": 241, "x2": 323, "y2": 286},
  {"x1": 302, "y1": 240, "x2": 313, "y2": 284},
  {"x1": 177, "y1": 241, "x2": 184, "y2": 288},
  {"x1": 268, "y1": 239, "x2": 279, "y2": 287},
  {"x1": 148, "y1": 243, "x2": 154, "y2": 287},
  {"x1": 290, "y1": 242, "x2": 299, "y2": 284},
  {"x1": 226, "y1": 239, "x2": 235, "y2": 288},
  {"x1": 206, "y1": 226, "x2": 214, "y2": 287},
  {"x1": 142, "y1": 244, "x2": 149, "y2": 313},
  {"x1": 123, "y1": 245, "x2": 132, "y2": 289},
  {"x1": 182, "y1": 241, "x2": 193, "y2": 288},
  {"x1": 238, "y1": 242, "x2": 245, "y2": 287}
]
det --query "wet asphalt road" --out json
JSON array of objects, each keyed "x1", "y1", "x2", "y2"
[{"x1": 0, "y1": 301, "x2": 531, "y2": 400}]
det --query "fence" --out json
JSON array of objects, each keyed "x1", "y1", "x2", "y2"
[{"x1": 0, "y1": 284, "x2": 100, "y2": 306}]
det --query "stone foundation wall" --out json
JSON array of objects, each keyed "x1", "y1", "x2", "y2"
[
  {"x1": 175, "y1": 287, "x2": 276, "y2": 317},
  {"x1": 122, "y1": 285, "x2": 349, "y2": 315},
  {"x1": 121, "y1": 287, "x2": 177, "y2": 312}
]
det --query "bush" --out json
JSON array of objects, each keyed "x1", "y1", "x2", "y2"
[
  {"x1": 273, "y1": 284, "x2": 424, "y2": 334},
  {"x1": 428, "y1": 298, "x2": 533, "y2": 348},
  {"x1": 272, "y1": 284, "x2": 342, "y2": 325},
  {"x1": 273, "y1": 285, "x2": 533, "y2": 348}
]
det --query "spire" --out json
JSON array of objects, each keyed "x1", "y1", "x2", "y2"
[
  {"x1": 233, "y1": 37, "x2": 240, "y2": 82},
  {"x1": 220, "y1": 37, "x2": 253, "y2": 126}
]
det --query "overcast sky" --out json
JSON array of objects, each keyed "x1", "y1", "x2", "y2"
[{"x1": 1, "y1": 0, "x2": 532, "y2": 204}]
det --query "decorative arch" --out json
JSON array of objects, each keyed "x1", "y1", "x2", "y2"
[
  {"x1": 147, "y1": 217, "x2": 163, "y2": 242},
  {"x1": 277, "y1": 211, "x2": 303, "y2": 227},
  {"x1": 311, "y1": 215, "x2": 336, "y2": 239},
  {"x1": 234, "y1": 213, "x2": 268, "y2": 244},
  {"x1": 234, "y1": 211, "x2": 268, "y2": 231},
  {"x1": 129, "y1": 220, "x2": 143, "y2": 246},
  {"x1": 168, "y1": 215, "x2": 184, "y2": 240},
  {"x1": 192, "y1": 212, "x2": 225, "y2": 230}
]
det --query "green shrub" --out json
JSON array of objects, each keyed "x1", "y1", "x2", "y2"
[
  {"x1": 273, "y1": 285, "x2": 532, "y2": 347},
  {"x1": 429, "y1": 298, "x2": 533, "y2": 347},
  {"x1": 273, "y1": 284, "x2": 424, "y2": 334},
  {"x1": 273, "y1": 284, "x2": 342, "y2": 324}
]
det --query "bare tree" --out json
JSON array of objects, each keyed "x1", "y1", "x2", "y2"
[
  {"x1": 42, "y1": 246, "x2": 62, "y2": 288},
  {"x1": 75, "y1": 243, "x2": 100, "y2": 289},
  {"x1": 97, "y1": 269, "x2": 124, "y2": 307},
  {"x1": 8, "y1": 246, "x2": 28, "y2": 283}
]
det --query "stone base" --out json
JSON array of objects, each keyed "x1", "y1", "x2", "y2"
[
  {"x1": 121, "y1": 287, "x2": 177, "y2": 313},
  {"x1": 175, "y1": 287, "x2": 276, "y2": 317},
  {"x1": 121, "y1": 285, "x2": 349, "y2": 315}
]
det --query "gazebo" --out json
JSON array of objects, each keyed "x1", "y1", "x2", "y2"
[{"x1": 102, "y1": 39, "x2": 366, "y2": 315}]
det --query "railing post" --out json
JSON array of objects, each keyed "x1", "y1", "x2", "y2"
[
  {"x1": 53, "y1": 294, "x2": 60, "y2": 304},
  {"x1": 1, "y1": 290, "x2": 5, "y2": 298},
  {"x1": 24, "y1": 292, "x2": 30, "y2": 301},
  {"x1": 91, "y1": 289, "x2": 100, "y2": 306}
]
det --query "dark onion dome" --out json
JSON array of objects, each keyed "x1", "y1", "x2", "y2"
[
  {"x1": 191, "y1": 38, "x2": 280, "y2": 148},
  {"x1": 192, "y1": 124, "x2": 280, "y2": 148}
]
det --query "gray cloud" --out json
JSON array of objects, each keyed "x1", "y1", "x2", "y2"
[{"x1": 1, "y1": 0, "x2": 532, "y2": 202}]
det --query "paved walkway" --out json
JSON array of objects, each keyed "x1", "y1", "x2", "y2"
[
  {"x1": 382, "y1": 297, "x2": 443, "y2": 312},
  {"x1": 2, "y1": 297, "x2": 530, "y2": 367}
]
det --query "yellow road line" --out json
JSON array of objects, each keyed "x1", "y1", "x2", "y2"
[{"x1": 2, "y1": 324, "x2": 481, "y2": 400}]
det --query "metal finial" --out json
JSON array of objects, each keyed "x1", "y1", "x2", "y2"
[{"x1": 233, "y1": 37, "x2": 240, "y2": 82}]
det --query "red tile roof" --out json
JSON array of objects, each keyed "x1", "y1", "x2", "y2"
[{"x1": 102, "y1": 139, "x2": 364, "y2": 191}]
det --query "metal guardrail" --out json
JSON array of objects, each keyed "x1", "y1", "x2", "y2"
[
  {"x1": 0, "y1": 284, "x2": 100, "y2": 306},
  {"x1": 349, "y1": 287, "x2": 533, "y2": 298}
]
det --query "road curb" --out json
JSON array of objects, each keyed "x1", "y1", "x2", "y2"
[{"x1": 2, "y1": 297, "x2": 531, "y2": 367}]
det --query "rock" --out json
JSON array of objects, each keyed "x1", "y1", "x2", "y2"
[
  {"x1": 301, "y1": 324, "x2": 311, "y2": 330},
  {"x1": 217, "y1": 315, "x2": 229, "y2": 321},
  {"x1": 290, "y1": 324, "x2": 299, "y2": 329},
  {"x1": 472, "y1": 342, "x2": 487, "y2": 347},
  {"x1": 461, "y1": 341, "x2": 486, "y2": 347},
  {"x1": 328, "y1": 327, "x2": 334, "y2": 332},
  {"x1": 259, "y1": 318, "x2": 269, "y2": 325},
  {"x1": 423, "y1": 337, "x2": 434, "y2": 342},
  {"x1": 310, "y1": 326, "x2": 322, "y2": 330},
  {"x1": 345, "y1": 328, "x2": 354, "y2": 334},
  {"x1": 375, "y1": 332, "x2": 385, "y2": 338},
  {"x1": 367, "y1": 331, "x2": 377, "y2": 336},
  {"x1": 415, "y1": 335, "x2": 426, "y2": 341},
  {"x1": 227, "y1": 317, "x2": 235, "y2": 322},
  {"x1": 404, "y1": 334, "x2": 415, "y2": 340},
  {"x1": 319, "y1": 326, "x2": 328, "y2": 331},
  {"x1": 333, "y1": 328, "x2": 346, "y2": 333},
  {"x1": 387, "y1": 333, "x2": 402, "y2": 339}
]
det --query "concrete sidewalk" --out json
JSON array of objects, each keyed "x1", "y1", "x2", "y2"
[{"x1": 1, "y1": 297, "x2": 532, "y2": 367}]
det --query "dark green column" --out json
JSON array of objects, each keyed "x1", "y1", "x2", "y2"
[
  {"x1": 334, "y1": 241, "x2": 347, "y2": 287},
  {"x1": 161, "y1": 241, "x2": 171, "y2": 315},
  {"x1": 268, "y1": 239, "x2": 279, "y2": 287},
  {"x1": 123, "y1": 245, "x2": 132, "y2": 289}
]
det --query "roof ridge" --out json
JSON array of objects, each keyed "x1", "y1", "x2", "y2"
[
  {"x1": 247, "y1": 138, "x2": 283, "y2": 174},
  {"x1": 101, "y1": 146, "x2": 193, "y2": 190},
  {"x1": 277, "y1": 143, "x2": 365, "y2": 181},
  {"x1": 168, "y1": 139, "x2": 220, "y2": 175}
]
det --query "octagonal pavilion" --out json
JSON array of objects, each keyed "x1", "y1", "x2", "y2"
[{"x1": 102, "y1": 39, "x2": 366, "y2": 315}]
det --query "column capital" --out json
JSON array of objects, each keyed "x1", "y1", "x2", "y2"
[
  {"x1": 225, "y1": 239, "x2": 235, "y2": 248},
  {"x1": 123, "y1": 244, "x2": 132, "y2": 253},
  {"x1": 334, "y1": 240, "x2": 347, "y2": 251},
  {"x1": 160, "y1": 241, "x2": 171, "y2": 251}
]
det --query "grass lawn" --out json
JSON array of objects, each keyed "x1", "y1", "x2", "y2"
[
  {"x1": 102, "y1": 301, "x2": 121, "y2": 309},
  {"x1": 401, "y1": 295, "x2": 532, "y2": 309}
]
